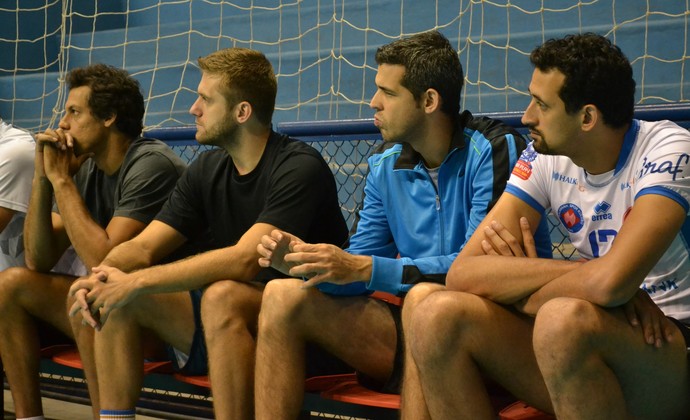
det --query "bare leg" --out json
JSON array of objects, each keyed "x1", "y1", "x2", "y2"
[
  {"x1": 95, "y1": 291, "x2": 194, "y2": 410},
  {"x1": 68, "y1": 294, "x2": 100, "y2": 419},
  {"x1": 408, "y1": 290, "x2": 552, "y2": 420},
  {"x1": 534, "y1": 297, "x2": 690, "y2": 420},
  {"x1": 0, "y1": 267, "x2": 76, "y2": 418},
  {"x1": 199, "y1": 280, "x2": 264, "y2": 420},
  {"x1": 255, "y1": 279, "x2": 397, "y2": 420},
  {"x1": 400, "y1": 282, "x2": 445, "y2": 420}
]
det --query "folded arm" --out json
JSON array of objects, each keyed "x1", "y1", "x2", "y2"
[
  {"x1": 448, "y1": 193, "x2": 581, "y2": 303},
  {"x1": 521, "y1": 194, "x2": 685, "y2": 312}
]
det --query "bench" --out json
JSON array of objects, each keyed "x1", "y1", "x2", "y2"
[{"x1": 15, "y1": 104, "x2": 690, "y2": 418}]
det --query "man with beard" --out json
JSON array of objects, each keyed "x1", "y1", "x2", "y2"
[
  {"x1": 253, "y1": 30, "x2": 552, "y2": 419},
  {"x1": 0, "y1": 64, "x2": 187, "y2": 420},
  {"x1": 69, "y1": 48, "x2": 349, "y2": 420},
  {"x1": 403, "y1": 33, "x2": 690, "y2": 420}
]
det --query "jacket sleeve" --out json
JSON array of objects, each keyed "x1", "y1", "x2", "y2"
[
  {"x1": 364, "y1": 130, "x2": 525, "y2": 296},
  {"x1": 316, "y1": 153, "x2": 398, "y2": 296}
]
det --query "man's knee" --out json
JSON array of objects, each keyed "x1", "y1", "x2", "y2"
[
  {"x1": 402, "y1": 283, "x2": 444, "y2": 322},
  {"x1": 534, "y1": 297, "x2": 600, "y2": 359},
  {"x1": 0, "y1": 267, "x2": 36, "y2": 303},
  {"x1": 407, "y1": 291, "x2": 470, "y2": 364},
  {"x1": 257, "y1": 279, "x2": 310, "y2": 330},
  {"x1": 201, "y1": 280, "x2": 263, "y2": 335}
]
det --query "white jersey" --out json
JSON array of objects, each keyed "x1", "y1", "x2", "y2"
[
  {"x1": 506, "y1": 119, "x2": 690, "y2": 322},
  {"x1": 0, "y1": 121, "x2": 35, "y2": 270}
]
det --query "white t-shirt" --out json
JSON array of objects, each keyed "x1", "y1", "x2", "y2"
[
  {"x1": 0, "y1": 121, "x2": 35, "y2": 270},
  {"x1": 506, "y1": 119, "x2": 690, "y2": 322}
]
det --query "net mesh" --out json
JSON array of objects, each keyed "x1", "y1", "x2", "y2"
[
  {"x1": 1, "y1": 0, "x2": 688, "y2": 131},
  {"x1": 0, "y1": 0, "x2": 678, "y2": 259}
]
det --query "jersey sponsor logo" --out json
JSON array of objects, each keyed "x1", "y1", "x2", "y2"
[
  {"x1": 513, "y1": 159, "x2": 532, "y2": 180},
  {"x1": 642, "y1": 279, "x2": 679, "y2": 295},
  {"x1": 620, "y1": 178, "x2": 636, "y2": 191},
  {"x1": 552, "y1": 171, "x2": 578, "y2": 185},
  {"x1": 591, "y1": 201, "x2": 613, "y2": 221},
  {"x1": 520, "y1": 144, "x2": 539, "y2": 163},
  {"x1": 637, "y1": 153, "x2": 689, "y2": 181},
  {"x1": 513, "y1": 144, "x2": 538, "y2": 180},
  {"x1": 558, "y1": 203, "x2": 584, "y2": 233}
]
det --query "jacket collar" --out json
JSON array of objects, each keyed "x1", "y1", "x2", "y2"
[{"x1": 393, "y1": 112, "x2": 468, "y2": 170}]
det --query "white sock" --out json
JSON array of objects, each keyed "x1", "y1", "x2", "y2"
[{"x1": 100, "y1": 409, "x2": 135, "y2": 419}]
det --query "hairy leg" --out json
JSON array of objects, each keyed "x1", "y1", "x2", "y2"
[
  {"x1": 408, "y1": 290, "x2": 551, "y2": 420},
  {"x1": 534, "y1": 297, "x2": 690, "y2": 420},
  {"x1": 200, "y1": 280, "x2": 264, "y2": 420},
  {"x1": 255, "y1": 279, "x2": 397, "y2": 420},
  {"x1": 400, "y1": 283, "x2": 445, "y2": 420},
  {"x1": 95, "y1": 291, "x2": 194, "y2": 410},
  {"x1": 68, "y1": 293, "x2": 100, "y2": 418},
  {"x1": 0, "y1": 267, "x2": 76, "y2": 418}
]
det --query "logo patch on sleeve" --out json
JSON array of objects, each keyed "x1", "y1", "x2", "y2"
[
  {"x1": 512, "y1": 159, "x2": 533, "y2": 180},
  {"x1": 512, "y1": 144, "x2": 538, "y2": 180}
]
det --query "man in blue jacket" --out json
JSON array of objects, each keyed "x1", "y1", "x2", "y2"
[{"x1": 254, "y1": 30, "x2": 552, "y2": 419}]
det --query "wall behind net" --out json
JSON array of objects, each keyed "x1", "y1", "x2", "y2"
[{"x1": 1, "y1": 0, "x2": 688, "y2": 132}]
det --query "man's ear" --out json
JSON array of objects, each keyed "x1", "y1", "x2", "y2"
[
  {"x1": 581, "y1": 104, "x2": 598, "y2": 131},
  {"x1": 423, "y1": 88, "x2": 441, "y2": 114},
  {"x1": 235, "y1": 101, "x2": 252, "y2": 124},
  {"x1": 103, "y1": 114, "x2": 116, "y2": 128}
]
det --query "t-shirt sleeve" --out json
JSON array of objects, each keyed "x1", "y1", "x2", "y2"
[
  {"x1": 0, "y1": 138, "x2": 35, "y2": 213},
  {"x1": 255, "y1": 151, "x2": 335, "y2": 237},
  {"x1": 633, "y1": 126, "x2": 690, "y2": 213},
  {"x1": 505, "y1": 143, "x2": 551, "y2": 215},
  {"x1": 154, "y1": 161, "x2": 201, "y2": 238},
  {"x1": 113, "y1": 150, "x2": 185, "y2": 224}
]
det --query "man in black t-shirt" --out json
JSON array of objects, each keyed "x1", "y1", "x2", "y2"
[{"x1": 69, "y1": 48, "x2": 348, "y2": 420}]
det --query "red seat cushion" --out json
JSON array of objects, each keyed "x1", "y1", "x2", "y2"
[
  {"x1": 499, "y1": 401, "x2": 555, "y2": 420},
  {"x1": 50, "y1": 347, "x2": 172, "y2": 374},
  {"x1": 173, "y1": 373, "x2": 211, "y2": 388},
  {"x1": 319, "y1": 376, "x2": 400, "y2": 409}
]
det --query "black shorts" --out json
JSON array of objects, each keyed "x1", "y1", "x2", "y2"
[
  {"x1": 305, "y1": 342, "x2": 354, "y2": 378},
  {"x1": 167, "y1": 288, "x2": 209, "y2": 375},
  {"x1": 668, "y1": 317, "x2": 690, "y2": 352},
  {"x1": 356, "y1": 301, "x2": 403, "y2": 394},
  {"x1": 170, "y1": 288, "x2": 353, "y2": 378}
]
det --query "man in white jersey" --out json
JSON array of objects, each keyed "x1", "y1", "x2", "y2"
[
  {"x1": 400, "y1": 33, "x2": 690, "y2": 419},
  {"x1": 0, "y1": 118, "x2": 35, "y2": 269}
]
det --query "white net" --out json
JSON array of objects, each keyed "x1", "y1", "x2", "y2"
[{"x1": 1, "y1": 0, "x2": 689, "y2": 132}]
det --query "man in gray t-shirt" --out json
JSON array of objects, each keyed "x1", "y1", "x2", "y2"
[{"x1": 0, "y1": 64, "x2": 186, "y2": 420}]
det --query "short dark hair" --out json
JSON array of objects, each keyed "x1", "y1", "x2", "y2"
[
  {"x1": 66, "y1": 64, "x2": 145, "y2": 138},
  {"x1": 375, "y1": 30, "x2": 463, "y2": 118},
  {"x1": 198, "y1": 48, "x2": 277, "y2": 126},
  {"x1": 529, "y1": 33, "x2": 635, "y2": 128}
]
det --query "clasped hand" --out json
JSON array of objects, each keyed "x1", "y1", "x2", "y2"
[
  {"x1": 35, "y1": 128, "x2": 90, "y2": 181},
  {"x1": 68, "y1": 265, "x2": 137, "y2": 330}
]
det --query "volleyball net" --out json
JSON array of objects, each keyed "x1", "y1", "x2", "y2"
[
  {"x1": 1, "y1": 0, "x2": 689, "y2": 132},
  {"x1": 2, "y1": 0, "x2": 689, "y2": 258}
]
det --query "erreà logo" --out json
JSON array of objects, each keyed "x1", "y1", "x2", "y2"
[
  {"x1": 592, "y1": 201, "x2": 613, "y2": 221},
  {"x1": 558, "y1": 203, "x2": 584, "y2": 233}
]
